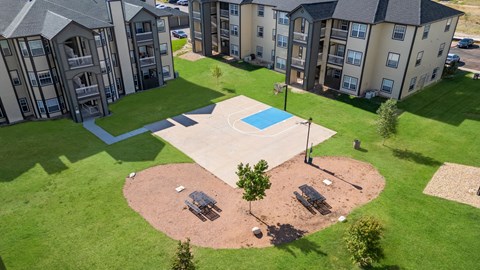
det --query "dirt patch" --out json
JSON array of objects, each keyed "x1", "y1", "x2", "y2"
[
  {"x1": 424, "y1": 163, "x2": 480, "y2": 208},
  {"x1": 123, "y1": 155, "x2": 385, "y2": 248},
  {"x1": 178, "y1": 51, "x2": 205, "y2": 61}
]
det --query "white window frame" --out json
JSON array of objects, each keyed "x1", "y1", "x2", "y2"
[
  {"x1": 46, "y1": 98, "x2": 60, "y2": 113},
  {"x1": 276, "y1": 57, "x2": 286, "y2": 70},
  {"x1": 19, "y1": 97, "x2": 29, "y2": 113},
  {"x1": 28, "y1": 72, "x2": 37, "y2": 86},
  {"x1": 37, "y1": 101, "x2": 46, "y2": 114},
  {"x1": 37, "y1": 70, "x2": 53, "y2": 86},
  {"x1": 162, "y1": 65, "x2": 171, "y2": 78},
  {"x1": 10, "y1": 70, "x2": 21, "y2": 86},
  {"x1": 392, "y1": 25, "x2": 406, "y2": 41},
  {"x1": 230, "y1": 24, "x2": 239, "y2": 36},
  {"x1": 257, "y1": 26, "x2": 264, "y2": 38},
  {"x1": 19, "y1": 41, "x2": 29, "y2": 57},
  {"x1": 256, "y1": 46, "x2": 263, "y2": 58},
  {"x1": 409, "y1": 77, "x2": 417, "y2": 92},
  {"x1": 277, "y1": 34, "x2": 287, "y2": 48},
  {"x1": 28, "y1": 40, "x2": 45, "y2": 56},
  {"x1": 346, "y1": 50, "x2": 362, "y2": 66},
  {"x1": 278, "y1": 12, "x2": 289, "y2": 25},
  {"x1": 229, "y1": 4, "x2": 239, "y2": 16},
  {"x1": 342, "y1": 75, "x2": 358, "y2": 91},
  {"x1": 0, "y1": 40, "x2": 11, "y2": 56},
  {"x1": 422, "y1": 24, "x2": 430, "y2": 39},
  {"x1": 445, "y1": 18, "x2": 452, "y2": 32},
  {"x1": 381, "y1": 79, "x2": 394, "y2": 93},
  {"x1": 438, "y1": 43, "x2": 445, "y2": 57},
  {"x1": 157, "y1": 19, "x2": 166, "y2": 32},
  {"x1": 416, "y1": 51, "x2": 423, "y2": 66},
  {"x1": 351, "y1": 23, "x2": 367, "y2": 39},
  {"x1": 160, "y1": 43, "x2": 168, "y2": 55},
  {"x1": 230, "y1": 44, "x2": 239, "y2": 56},
  {"x1": 257, "y1": 5, "x2": 264, "y2": 17},
  {"x1": 386, "y1": 52, "x2": 400, "y2": 68}
]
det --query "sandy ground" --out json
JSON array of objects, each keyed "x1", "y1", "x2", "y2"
[
  {"x1": 178, "y1": 51, "x2": 205, "y2": 61},
  {"x1": 424, "y1": 163, "x2": 480, "y2": 208},
  {"x1": 123, "y1": 155, "x2": 385, "y2": 248}
]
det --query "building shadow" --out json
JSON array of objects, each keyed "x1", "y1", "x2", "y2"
[
  {"x1": 0, "y1": 255, "x2": 5, "y2": 270},
  {"x1": 390, "y1": 148, "x2": 442, "y2": 167},
  {"x1": 210, "y1": 55, "x2": 264, "y2": 72}
]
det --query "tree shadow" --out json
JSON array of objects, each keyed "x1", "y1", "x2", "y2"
[
  {"x1": 366, "y1": 265, "x2": 401, "y2": 270},
  {"x1": 390, "y1": 148, "x2": 442, "y2": 167},
  {"x1": 268, "y1": 223, "x2": 327, "y2": 257},
  {"x1": 222, "y1": 87, "x2": 236, "y2": 94},
  {"x1": 0, "y1": 255, "x2": 5, "y2": 270}
]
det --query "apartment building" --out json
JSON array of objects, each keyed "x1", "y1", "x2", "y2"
[
  {"x1": 0, "y1": 0, "x2": 175, "y2": 125},
  {"x1": 189, "y1": 0, "x2": 462, "y2": 100}
]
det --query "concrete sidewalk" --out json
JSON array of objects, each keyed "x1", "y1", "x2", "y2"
[{"x1": 83, "y1": 119, "x2": 148, "y2": 145}]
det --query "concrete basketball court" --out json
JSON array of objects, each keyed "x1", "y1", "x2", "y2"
[{"x1": 152, "y1": 95, "x2": 336, "y2": 187}]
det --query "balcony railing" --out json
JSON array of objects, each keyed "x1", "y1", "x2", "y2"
[
  {"x1": 327, "y1": 54, "x2": 344, "y2": 66},
  {"x1": 320, "y1": 27, "x2": 326, "y2": 37},
  {"x1": 136, "y1": 32, "x2": 153, "y2": 42},
  {"x1": 194, "y1": 31, "x2": 203, "y2": 39},
  {"x1": 68, "y1": 55, "x2": 93, "y2": 69},
  {"x1": 293, "y1": 32, "x2": 307, "y2": 43},
  {"x1": 220, "y1": 9, "x2": 229, "y2": 18},
  {"x1": 220, "y1": 29, "x2": 229, "y2": 37},
  {"x1": 139, "y1": 56, "x2": 155, "y2": 67},
  {"x1": 76, "y1": 85, "x2": 99, "y2": 98},
  {"x1": 317, "y1": 53, "x2": 323, "y2": 65},
  {"x1": 331, "y1": 28, "x2": 348, "y2": 40},
  {"x1": 291, "y1": 57, "x2": 305, "y2": 68},
  {"x1": 210, "y1": 7, "x2": 217, "y2": 14},
  {"x1": 192, "y1": 11, "x2": 201, "y2": 20}
]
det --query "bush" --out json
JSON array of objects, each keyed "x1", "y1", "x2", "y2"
[
  {"x1": 171, "y1": 238, "x2": 196, "y2": 270},
  {"x1": 344, "y1": 216, "x2": 384, "y2": 268}
]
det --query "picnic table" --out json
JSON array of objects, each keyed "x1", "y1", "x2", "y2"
[
  {"x1": 189, "y1": 191, "x2": 217, "y2": 209},
  {"x1": 299, "y1": 184, "x2": 326, "y2": 204}
]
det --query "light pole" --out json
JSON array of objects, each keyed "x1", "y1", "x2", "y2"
[
  {"x1": 283, "y1": 84, "x2": 288, "y2": 111},
  {"x1": 304, "y1": 117, "x2": 312, "y2": 163}
]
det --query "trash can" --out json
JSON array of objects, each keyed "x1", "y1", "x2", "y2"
[{"x1": 353, "y1": 139, "x2": 361, "y2": 150}]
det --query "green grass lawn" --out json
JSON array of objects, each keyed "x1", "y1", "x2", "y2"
[
  {"x1": 172, "y1": 39, "x2": 187, "y2": 52},
  {"x1": 1, "y1": 57, "x2": 479, "y2": 269}
]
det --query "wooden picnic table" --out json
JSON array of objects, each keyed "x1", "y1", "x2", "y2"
[
  {"x1": 299, "y1": 184, "x2": 326, "y2": 203},
  {"x1": 189, "y1": 191, "x2": 217, "y2": 209}
]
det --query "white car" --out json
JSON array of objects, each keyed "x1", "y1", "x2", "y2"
[
  {"x1": 446, "y1": 53, "x2": 460, "y2": 65},
  {"x1": 177, "y1": 0, "x2": 188, "y2": 6},
  {"x1": 155, "y1": 4, "x2": 167, "y2": 9}
]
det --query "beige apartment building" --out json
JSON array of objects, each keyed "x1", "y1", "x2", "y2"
[
  {"x1": 0, "y1": 0, "x2": 175, "y2": 125},
  {"x1": 189, "y1": 0, "x2": 463, "y2": 100}
]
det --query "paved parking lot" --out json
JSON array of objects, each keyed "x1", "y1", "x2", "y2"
[{"x1": 449, "y1": 42, "x2": 480, "y2": 72}]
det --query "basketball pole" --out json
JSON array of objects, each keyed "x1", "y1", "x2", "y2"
[{"x1": 304, "y1": 117, "x2": 312, "y2": 163}]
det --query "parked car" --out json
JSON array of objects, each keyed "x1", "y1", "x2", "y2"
[
  {"x1": 172, "y1": 30, "x2": 188, "y2": 38},
  {"x1": 457, "y1": 38, "x2": 474, "y2": 48},
  {"x1": 155, "y1": 4, "x2": 167, "y2": 9},
  {"x1": 446, "y1": 53, "x2": 460, "y2": 65},
  {"x1": 168, "y1": 0, "x2": 177, "y2": 3},
  {"x1": 177, "y1": 0, "x2": 188, "y2": 6}
]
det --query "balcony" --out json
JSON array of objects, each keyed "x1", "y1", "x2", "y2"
[
  {"x1": 194, "y1": 31, "x2": 203, "y2": 39},
  {"x1": 320, "y1": 28, "x2": 326, "y2": 37},
  {"x1": 327, "y1": 54, "x2": 344, "y2": 66},
  {"x1": 192, "y1": 11, "x2": 201, "y2": 20},
  {"x1": 139, "y1": 56, "x2": 156, "y2": 67},
  {"x1": 68, "y1": 56, "x2": 93, "y2": 69},
  {"x1": 210, "y1": 7, "x2": 217, "y2": 14},
  {"x1": 293, "y1": 32, "x2": 307, "y2": 43},
  {"x1": 220, "y1": 29, "x2": 229, "y2": 37},
  {"x1": 136, "y1": 32, "x2": 153, "y2": 42},
  {"x1": 317, "y1": 53, "x2": 323, "y2": 65},
  {"x1": 76, "y1": 85, "x2": 99, "y2": 99},
  {"x1": 220, "y1": 9, "x2": 229, "y2": 18},
  {"x1": 291, "y1": 57, "x2": 305, "y2": 69},
  {"x1": 331, "y1": 28, "x2": 348, "y2": 40}
]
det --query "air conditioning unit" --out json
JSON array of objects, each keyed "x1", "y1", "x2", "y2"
[{"x1": 244, "y1": 56, "x2": 251, "y2": 62}]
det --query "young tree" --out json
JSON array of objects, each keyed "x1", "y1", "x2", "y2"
[
  {"x1": 171, "y1": 238, "x2": 196, "y2": 270},
  {"x1": 236, "y1": 160, "x2": 272, "y2": 214},
  {"x1": 345, "y1": 216, "x2": 384, "y2": 268},
  {"x1": 376, "y1": 99, "x2": 398, "y2": 145},
  {"x1": 211, "y1": 65, "x2": 223, "y2": 87}
]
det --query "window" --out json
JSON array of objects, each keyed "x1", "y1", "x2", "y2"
[
  {"x1": 162, "y1": 66, "x2": 170, "y2": 78},
  {"x1": 342, "y1": 75, "x2": 358, "y2": 91},
  {"x1": 0, "y1": 40, "x2": 11, "y2": 56},
  {"x1": 28, "y1": 40, "x2": 45, "y2": 56},
  {"x1": 445, "y1": 18, "x2": 452, "y2": 32},
  {"x1": 422, "y1": 24, "x2": 430, "y2": 39},
  {"x1": 257, "y1": 26, "x2": 264, "y2": 38},
  {"x1": 257, "y1": 5, "x2": 264, "y2": 17},
  {"x1": 278, "y1": 12, "x2": 289, "y2": 25},
  {"x1": 230, "y1": 4, "x2": 239, "y2": 16},
  {"x1": 351, "y1": 23, "x2": 367, "y2": 39},
  {"x1": 37, "y1": 101, "x2": 46, "y2": 114},
  {"x1": 230, "y1": 44, "x2": 239, "y2": 56},
  {"x1": 100, "y1": 60, "x2": 111, "y2": 74},
  {"x1": 95, "y1": 35, "x2": 103, "y2": 47},
  {"x1": 19, "y1": 98, "x2": 29, "y2": 113},
  {"x1": 415, "y1": 51, "x2": 423, "y2": 66},
  {"x1": 431, "y1": 68, "x2": 439, "y2": 80},
  {"x1": 230, "y1": 24, "x2": 239, "y2": 36},
  {"x1": 28, "y1": 72, "x2": 37, "y2": 86},
  {"x1": 157, "y1": 19, "x2": 165, "y2": 32},
  {"x1": 160, "y1": 43, "x2": 168, "y2": 55},
  {"x1": 105, "y1": 85, "x2": 113, "y2": 99},
  {"x1": 381, "y1": 79, "x2": 394, "y2": 93},
  {"x1": 386, "y1": 52, "x2": 400, "y2": 68},
  {"x1": 42, "y1": 39, "x2": 51, "y2": 54},
  {"x1": 10, "y1": 70, "x2": 21, "y2": 85},
  {"x1": 38, "y1": 71, "x2": 53, "y2": 86},
  {"x1": 112, "y1": 53, "x2": 118, "y2": 67},
  {"x1": 46, "y1": 98, "x2": 60, "y2": 113},
  {"x1": 126, "y1": 27, "x2": 131, "y2": 39},
  {"x1": 271, "y1": 50, "x2": 275, "y2": 62},
  {"x1": 116, "y1": 78, "x2": 123, "y2": 91},
  {"x1": 277, "y1": 34, "x2": 287, "y2": 48},
  {"x1": 409, "y1": 77, "x2": 417, "y2": 92},
  {"x1": 19, "y1": 41, "x2": 29, "y2": 57},
  {"x1": 438, "y1": 43, "x2": 445, "y2": 57},
  {"x1": 130, "y1": 50, "x2": 135, "y2": 62},
  {"x1": 256, "y1": 46, "x2": 263, "y2": 58},
  {"x1": 392, "y1": 25, "x2": 406, "y2": 40},
  {"x1": 276, "y1": 57, "x2": 286, "y2": 70},
  {"x1": 346, "y1": 50, "x2": 362, "y2": 66},
  {"x1": 272, "y1": 29, "x2": 276, "y2": 41}
]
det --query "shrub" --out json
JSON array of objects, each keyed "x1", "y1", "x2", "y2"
[{"x1": 345, "y1": 216, "x2": 384, "y2": 268}]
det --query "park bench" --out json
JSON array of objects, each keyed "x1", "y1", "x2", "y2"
[
  {"x1": 185, "y1": 200, "x2": 202, "y2": 215},
  {"x1": 294, "y1": 191, "x2": 312, "y2": 209}
]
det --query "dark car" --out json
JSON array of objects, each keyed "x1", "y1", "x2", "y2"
[
  {"x1": 172, "y1": 30, "x2": 188, "y2": 39},
  {"x1": 457, "y1": 38, "x2": 474, "y2": 48},
  {"x1": 168, "y1": 0, "x2": 177, "y2": 3}
]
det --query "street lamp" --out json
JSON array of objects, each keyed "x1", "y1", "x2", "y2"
[
  {"x1": 283, "y1": 83, "x2": 288, "y2": 111},
  {"x1": 304, "y1": 117, "x2": 312, "y2": 163}
]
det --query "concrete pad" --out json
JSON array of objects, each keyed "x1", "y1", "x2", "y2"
[{"x1": 153, "y1": 95, "x2": 336, "y2": 187}]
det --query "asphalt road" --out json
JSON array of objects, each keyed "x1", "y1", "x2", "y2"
[{"x1": 449, "y1": 42, "x2": 480, "y2": 72}]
